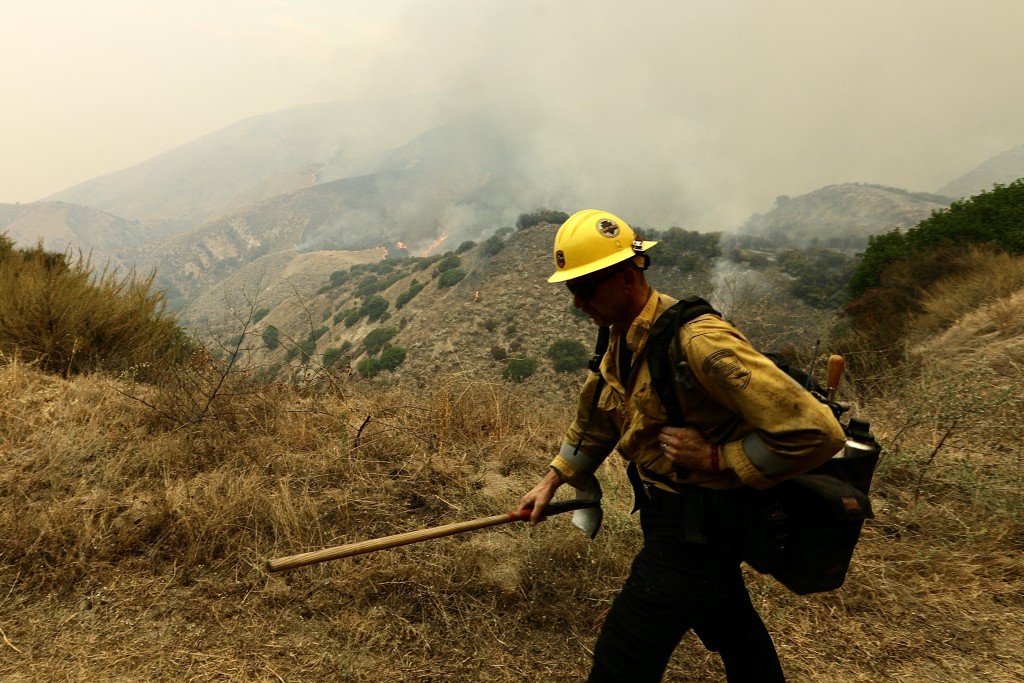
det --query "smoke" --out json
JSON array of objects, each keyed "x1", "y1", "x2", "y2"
[{"x1": 339, "y1": 0, "x2": 1024, "y2": 232}]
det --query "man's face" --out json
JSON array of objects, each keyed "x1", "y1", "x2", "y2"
[{"x1": 566, "y1": 266, "x2": 628, "y2": 327}]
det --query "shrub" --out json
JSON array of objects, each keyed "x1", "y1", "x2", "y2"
[
  {"x1": 261, "y1": 326, "x2": 280, "y2": 349},
  {"x1": 322, "y1": 346, "x2": 347, "y2": 368},
  {"x1": 777, "y1": 247, "x2": 857, "y2": 309},
  {"x1": 379, "y1": 345, "x2": 407, "y2": 371},
  {"x1": 343, "y1": 309, "x2": 363, "y2": 328},
  {"x1": 490, "y1": 345, "x2": 508, "y2": 361},
  {"x1": 438, "y1": 268, "x2": 466, "y2": 288},
  {"x1": 456, "y1": 241, "x2": 477, "y2": 254},
  {"x1": 363, "y1": 327, "x2": 397, "y2": 356},
  {"x1": 356, "y1": 357, "x2": 381, "y2": 378},
  {"x1": 252, "y1": 308, "x2": 270, "y2": 323},
  {"x1": 395, "y1": 282, "x2": 424, "y2": 310},
  {"x1": 284, "y1": 338, "x2": 316, "y2": 365},
  {"x1": 361, "y1": 295, "x2": 389, "y2": 322},
  {"x1": 435, "y1": 254, "x2": 461, "y2": 273},
  {"x1": 502, "y1": 356, "x2": 536, "y2": 382},
  {"x1": 516, "y1": 209, "x2": 569, "y2": 230},
  {"x1": 354, "y1": 275, "x2": 383, "y2": 298},
  {"x1": 546, "y1": 338, "x2": 590, "y2": 372},
  {"x1": 0, "y1": 238, "x2": 183, "y2": 376},
  {"x1": 482, "y1": 234, "x2": 504, "y2": 257}
]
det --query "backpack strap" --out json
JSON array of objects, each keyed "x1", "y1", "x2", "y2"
[
  {"x1": 572, "y1": 325, "x2": 611, "y2": 457},
  {"x1": 646, "y1": 296, "x2": 721, "y2": 426}
]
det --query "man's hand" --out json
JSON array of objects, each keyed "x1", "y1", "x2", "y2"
[
  {"x1": 518, "y1": 468, "x2": 564, "y2": 525},
  {"x1": 658, "y1": 426, "x2": 721, "y2": 472}
]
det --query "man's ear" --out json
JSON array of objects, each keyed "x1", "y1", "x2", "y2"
[{"x1": 621, "y1": 266, "x2": 641, "y2": 290}]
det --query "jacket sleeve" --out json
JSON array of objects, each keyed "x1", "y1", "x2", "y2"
[
  {"x1": 683, "y1": 321, "x2": 847, "y2": 489},
  {"x1": 548, "y1": 371, "x2": 620, "y2": 489}
]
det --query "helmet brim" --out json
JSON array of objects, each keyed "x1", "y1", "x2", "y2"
[{"x1": 548, "y1": 240, "x2": 657, "y2": 283}]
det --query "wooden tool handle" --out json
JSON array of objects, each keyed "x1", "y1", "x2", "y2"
[
  {"x1": 267, "y1": 511, "x2": 524, "y2": 572},
  {"x1": 266, "y1": 500, "x2": 598, "y2": 572},
  {"x1": 826, "y1": 354, "x2": 845, "y2": 400}
]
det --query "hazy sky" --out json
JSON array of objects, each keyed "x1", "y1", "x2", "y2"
[{"x1": 3, "y1": 0, "x2": 1024, "y2": 228}]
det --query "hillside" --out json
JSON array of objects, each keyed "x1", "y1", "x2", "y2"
[
  {"x1": 733, "y1": 183, "x2": 952, "y2": 250},
  {"x1": 190, "y1": 219, "x2": 837, "y2": 394}
]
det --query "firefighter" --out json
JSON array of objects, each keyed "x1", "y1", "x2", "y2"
[{"x1": 519, "y1": 210, "x2": 845, "y2": 682}]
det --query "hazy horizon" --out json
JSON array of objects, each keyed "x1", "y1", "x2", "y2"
[{"x1": 4, "y1": 1, "x2": 1024, "y2": 230}]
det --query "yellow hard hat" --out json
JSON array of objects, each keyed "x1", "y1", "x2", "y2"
[{"x1": 548, "y1": 210, "x2": 657, "y2": 283}]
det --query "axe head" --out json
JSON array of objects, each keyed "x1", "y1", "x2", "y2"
[{"x1": 571, "y1": 475, "x2": 603, "y2": 539}]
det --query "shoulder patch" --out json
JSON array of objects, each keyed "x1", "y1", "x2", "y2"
[{"x1": 702, "y1": 349, "x2": 751, "y2": 391}]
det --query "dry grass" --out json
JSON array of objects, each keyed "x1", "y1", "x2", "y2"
[
  {"x1": 1, "y1": 300, "x2": 1022, "y2": 683},
  {"x1": 912, "y1": 247, "x2": 1024, "y2": 337}
]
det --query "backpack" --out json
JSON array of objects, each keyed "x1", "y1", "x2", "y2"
[{"x1": 622, "y1": 296, "x2": 881, "y2": 595}]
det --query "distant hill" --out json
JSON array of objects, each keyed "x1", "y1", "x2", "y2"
[
  {"x1": 732, "y1": 184, "x2": 952, "y2": 250},
  {"x1": 114, "y1": 116, "x2": 537, "y2": 308},
  {"x1": 0, "y1": 201, "x2": 151, "y2": 253},
  {"x1": 44, "y1": 96, "x2": 469, "y2": 233},
  {"x1": 937, "y1": 144, "x2": 1024, "y2": 199}
]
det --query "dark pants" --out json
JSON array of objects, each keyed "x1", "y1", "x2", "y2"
[{"x1": 587, "y1": 484, "x2": 785, "y2": 683}]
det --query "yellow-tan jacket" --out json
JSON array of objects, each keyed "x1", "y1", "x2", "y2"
[{"x1": 550, "y1": 289, "x2": 846, "y2": 492}]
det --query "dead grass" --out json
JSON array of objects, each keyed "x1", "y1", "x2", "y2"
[
  {"x1": 1, "y1": 331, "x2": 1022, "y2": 681},
  {"x1": 912, "y1": 247, "x2": 1024, "y2": 337}
]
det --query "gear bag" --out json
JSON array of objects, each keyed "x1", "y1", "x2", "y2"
[{"x1": 642, "y1": 296, "x2": 881, "y2": 595}]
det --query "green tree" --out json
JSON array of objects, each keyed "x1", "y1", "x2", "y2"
[
  {"x1": 648, "y1": 227, "x2": 722, "y2": 274},
  {"x1": 847, "y1": 229, "x2": 908, "y2": 297}
]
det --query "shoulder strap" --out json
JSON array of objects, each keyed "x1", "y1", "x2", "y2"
[
  {"x1": 647, "y1": 296, "x2": 721, "y2": 426},
  {"x1": 572, "y1": 326, "x2": 611, "y2": 457}
]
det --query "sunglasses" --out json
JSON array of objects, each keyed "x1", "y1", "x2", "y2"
[{"x1": 565, "y1": 266, "x2": 626, "y2": 300}]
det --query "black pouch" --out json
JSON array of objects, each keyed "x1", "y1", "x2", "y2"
[{"x1": 743, "y1": 465, "x2": 874, "y2": 595}]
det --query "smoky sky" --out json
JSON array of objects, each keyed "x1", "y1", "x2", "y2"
[{"x1": 3, "y1": 0, "x2": 1024, "y2": 230}]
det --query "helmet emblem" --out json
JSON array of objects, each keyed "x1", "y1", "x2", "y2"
[
  {"x1": 555, "y1": 250, "x2": 566, "y2": 269},
  {"x1": 596, "y1": 218, "x2": 620, "y2": 238}
]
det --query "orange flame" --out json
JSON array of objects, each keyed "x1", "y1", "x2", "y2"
[{"x1": 420, "y1": 232, "x2": 449, "y2": 257}]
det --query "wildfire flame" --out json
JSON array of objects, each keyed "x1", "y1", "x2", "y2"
[{"x1": 420, "y1": 232, "x2": 448, "y2": 257}]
